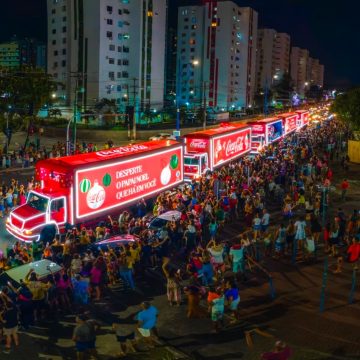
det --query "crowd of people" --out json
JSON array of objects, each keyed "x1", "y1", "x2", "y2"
[
  {"x1": 0, "y1": 117, "x2": 359, "y2": 358},
  {"x1": 0, "y1": 139, "x2": 115, "y2": 169}
]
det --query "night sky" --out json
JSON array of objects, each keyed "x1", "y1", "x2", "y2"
[{"x1": 0, "y1": 0, "x2": 358, "y2": 89}]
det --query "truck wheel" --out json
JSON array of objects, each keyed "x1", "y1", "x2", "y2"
[{"x1": 40, "y1": 226, "x2": 57, "y2": 244}]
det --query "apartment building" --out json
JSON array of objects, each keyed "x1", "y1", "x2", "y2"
[
  {"x1": 0, "y1": 38, "x2": 46, "y2": 69},
  {"x1": 290, "y1": 46, "x2": 309, "y2": 96},
  {"x1": 176, "y1": 1, "x2": 258, "y2": 111},
  {"x1": 308, "y1": 57, "x2": 325, "y2": 87},
  {"x1": 47, "y1": 0, "x2": 166, "y2": 111},
  {"x1": 255, "y1": 29, "x2": 290, "y2": 91}
]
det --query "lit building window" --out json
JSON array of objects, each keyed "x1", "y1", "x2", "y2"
[{"x1": 147, "y1": 11, "x2": 153, "y2": 17}]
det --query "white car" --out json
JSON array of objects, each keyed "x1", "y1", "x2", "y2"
[
  {"x1": 149, "y1": 133, "x2": 176, "y2": 141},
  {"x1": 148, "y1": 210, "x2": 181, "y2": 230}
]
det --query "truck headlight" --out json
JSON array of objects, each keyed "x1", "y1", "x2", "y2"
[
  {"x1": 25, "y1": 230, "x2": 33, "y2": 235},
  {"x1": 6, "y1": 217, "x2": 10, "y2": 224}
]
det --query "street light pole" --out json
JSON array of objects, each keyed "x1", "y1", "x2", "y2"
[
  {"x1": 6, "y1": 113, "x2": 9, "y2": 155},
  {"x1": 66, "y1": 116, "x2": 74, "y2": 156},
  {"x1": 176, "y1": 60, "x2": 181, "y2": 135},
  {"x1": 202, "y1": 81, "x2": 207, "y2": 130},
  {"x1": 72, "y1": 77, "x2": 79, "y2": 152}
]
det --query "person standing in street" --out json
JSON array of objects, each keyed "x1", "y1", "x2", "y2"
[
  {"x1": 0, "y1": 293, "x2": 19, "y2": 355},
  {"x1": 261, "y1": 340, "x2": 292, "y2": 360},
  {"x1": 211, "y1": 287, "x2": 225, "y2": 333},
  {"x1": 294, "y1": 216, "x2": 307, "y2": 255},
  {"x1": 112, "y1": 322, "x2": 137, "y2": 357},
  {"x1": 72, "y1": 314, "x2": 91, "y2": 360},
  {"x1": 261, "y1": 209, "x2": 270, "y2": 234},
  {"x1": 340, "y1": 178, "x2": 349, "y2": 201},
  {"x1": 135, "y1": 302, "x2": 158, "y2": 348}
]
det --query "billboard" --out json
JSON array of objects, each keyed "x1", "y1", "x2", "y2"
[
  {"x1": 212, "y1": 127, "x2": 251, "y2": 168},
  {"x1": 75, "y1": 146, "x2": 183, "y2": 219}
]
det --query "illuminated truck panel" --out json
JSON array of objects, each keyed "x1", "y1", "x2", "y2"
[
  {"x1": 7, "y1": 140, "x2": 184, "y2": 242},
  {"x1": 183, "y1": 123, "x2": 251, "y2": 179},
  {"x1": 279, "y1": 112, "x2": 299, "y2": 136},
  {"x1": 247, "y1": 117, "x2": 283, "y2": 152},
  {"x1": 75, "y1": 146, "x2": 183, "y2": 219},
  {"x1": 295, "y1": 110, "x2": 310, "y2": 128}
]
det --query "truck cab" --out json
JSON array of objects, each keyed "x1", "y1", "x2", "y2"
[
  {"x1": 184, "y1": 153, "x2": 209, "y2": 180},
  {"x1": 250, "y1": 134, "x2": 265, "y2": 153},
  {"x1": 6, "y1": 190, "x2": 68, "y2": 243}
]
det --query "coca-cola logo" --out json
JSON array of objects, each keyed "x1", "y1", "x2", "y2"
[
  {"x1": 96, "y1": 144, "x2": 149, "y2": 157},
  {"x1": 86, "y1": 186, "x2": 106, "y2": 209},
  {"x1": 189, "y1": 140, "x2": 207, "y2": 149},
  {"x1": 225, "y1": 136, "x2": 247, "y2": 156},
  {"x1": 252, "y1": 125, "x2": 264, "y2": 132}
]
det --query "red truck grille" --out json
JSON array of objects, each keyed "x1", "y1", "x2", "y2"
[{"x1": 10, "y1": 215, "x2": 23, "y2": 229}]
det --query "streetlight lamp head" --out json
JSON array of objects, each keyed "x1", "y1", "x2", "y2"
[
  {"x1": 51, "y1": 93, "x2": 56, "y2": 99},
  {"x1": 305, "y1": 82, "x2": 309, "y2": 86}
]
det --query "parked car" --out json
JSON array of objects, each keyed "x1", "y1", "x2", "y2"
[
  {"x1": 233, "y1": 112, "x2": 247, "y2": 118},
  {"x1": 149, "y1": 133, "x2": 176, "y2": 141}
]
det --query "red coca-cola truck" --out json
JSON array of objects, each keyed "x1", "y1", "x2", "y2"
[
  {"x1": 6, "y1": 140, "x2": 184, "y2": 243},
  {"x1": 279, "y1": 112, "x2": 299, "y2": 136},
  {"x1": 295, "y1": 110, "x2": 310, "y2": 128},
  {"x1": 183, "y1": 123, "x2": 252, "y2": 180},
  {"x1": 247, "y1": 117, "x2": 284, "y2": 153}
]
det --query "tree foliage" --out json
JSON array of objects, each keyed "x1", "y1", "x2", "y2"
[
  {"x1": 254, "y1": 88, "x2": 273, "y2": 110},
  {"x1": 0, "y1": 66, "x2": 58, "y2": 147},
  {"x1": 272, "y1": 72, "x2": 294, "y2": 101},
  {"x1": 306, "y1": 85, "x2": 324, "y2": 102},
  {"x1": 331, "y1": 88, "x2": 360, "y2": 130},
  {"x1": 0, "y1": 66, "x2": 58, "y2": 116},
  {"x1": 94, "y1": 98, "x2": 118, "y2": 126}
]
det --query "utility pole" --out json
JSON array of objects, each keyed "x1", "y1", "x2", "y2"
[
  {"x1": 73, "y1": 77, "x2": 78, "y2": 150},
  {"x1": 70, "y1": 72, "x2": 85, "y2": 152},
  {"x1": 126, "y1": 85, "x2": 131, "y2": 140},
  {"x1": 6, "y1": 108, "x2": 10, "y2": 155},
  {"x1": 130, "y1": 78, "x2": 138, "y2": 141},
  {"x1": 264, "y1": 78, "x2": 269, "y2": 116},
  {"x1": 202, "y1": 81, "x2": 207, "y2": 130},
  {"x1": 176, "y1": 61, "x2": 180, "y2": 133}
]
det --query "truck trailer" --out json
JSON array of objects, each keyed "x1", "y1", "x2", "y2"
[{"x1": 7, "y1": 140, "x2": 184, "y2": 242}]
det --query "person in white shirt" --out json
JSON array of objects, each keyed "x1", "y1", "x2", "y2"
[{"x1": 261, "y1": 209, "x2": 270, "y2": 233}]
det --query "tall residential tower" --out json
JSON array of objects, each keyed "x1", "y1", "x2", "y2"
[
  {"x1": 255, "y1": 29, "x2": 290, "y2": 92},
  {"x1": 176, "y1": 1, "x2": 258, "y2": 111},
  {"x1": 47, "y1": 0, "x2": 167, "y2": 111}
]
